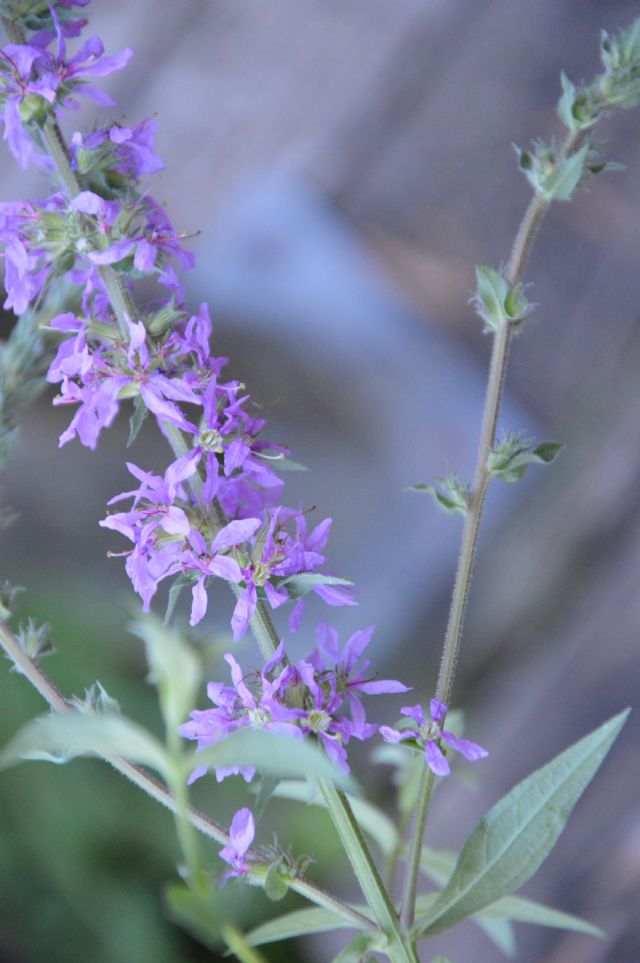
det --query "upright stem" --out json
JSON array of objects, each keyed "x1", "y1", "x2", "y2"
[{"x1": 400, "y1": 126, "x2": 587, "y2": 931}]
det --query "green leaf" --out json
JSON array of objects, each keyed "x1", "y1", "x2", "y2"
[
  {"x1": 129, "y1": 614, "x2": 201, "y2": 733},
  {"x1": 273, "y1": 780, "x2": 400, "y2": 855},
  {"x1": 480, "y1": 894, "x2": 604, "y2": 938},
  {"x1": 183, "y1": 729, "x2": 354, "y2": 790},
  {"x1": 488, "y1": 434, "x2": 564, "y2": 483},
  {"x1": 0, "y1": 711, "x2": 171, "y2": 778},
  {"x1": 277, "y1": 573, "x2": 353, "y2": 600},
  {"x1": 127, "y1": 394, "x2": 147, "y2": 446},
  {"x1": 475, "y1": 917, "x2": 516, "y2": 957},
  {"x1": 244, "y1": 906, "x2": 365, "y2": 948},
  {"x1": 473, "y1": 265, "x2": 510, "y2": 330},
  {"x1": 541, "y1": 142, "x2": 589, "y2": 201},
  {"x1": 406, "y1": 476, "x2": 470, "y2": 516},
  {"x1": 331, "y1": 931, "x2": 388, "y2": 962},
  {"x1": 417, "y1": 709, "x2": 629, "y2": 937}
]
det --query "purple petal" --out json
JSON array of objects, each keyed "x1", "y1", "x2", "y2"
[
  {"x1": 228, "y1": 807, "x2": 255, "y2": 857},
  {"x1": 401, "y1": 704, "x2": 425, "y2": 727},
  {"x1": 231, "y1": 584, "x2": 257, "y2": 640},
  {"x1": 430, "y1": 699, "x2": 447, "y2": 725},
  {"x1": 211, "y1": 517, "x2": 260, "y2": 553},
  {"x1": 424, "y1": 740, "x2": 450, "y2": 777},
  {"x1": 313, "y1": 583, "x2": 357, "y2": 607},
  {"x1": 343, "y1": 625, "x2": 375, "y2": 667},
  {"x1": 379, "y1": 725, "x2": 414, "y2": 744},
  {"x1": 289, "y1": 598, "x2": 304, "y2": 633},
  {"x1": 208, "y1": 555, "x2": 242, "y2": 583},
  {"x1": 442, "y1": 730, "x2": 489, "y2": 762},
  {"x1": 190, "y1": 576, "x2": 208, "y2": 626},
  {"x1": 355, "y1": 679, "x2": 411, "y2": 695}
]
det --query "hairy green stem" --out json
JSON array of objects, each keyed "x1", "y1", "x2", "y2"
[
  {"x1": 399, "y1": 768, "x2": 435, "y2": 930},
  {"x1": 321, "y1": 782, "x2": 418, "y2": 963},
  {"x1": 400, "y1": 126, "x2": 588, "y2": 931}
]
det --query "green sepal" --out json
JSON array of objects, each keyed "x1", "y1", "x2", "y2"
[
  {"x1": 164, "y1": 571, "x2": 194, "y2": 625},
  {"x1": 263, "y1": 861, "x2": 290, "y2": 902},
  {"x1": 127, "y1": 393, "x2": 148, "y2": 447},
  {"x1": 487, "y1": 434, "x2": 564, "y2": 483}
]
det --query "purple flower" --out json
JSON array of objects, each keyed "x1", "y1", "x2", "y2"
[
  {"x1": 181, "y1": 629, "x2": 404, "y2": 779},
  {"x1": 219, "y1": 808, "x2": 255, "y2": 881},
  {"x1": 180, "y1": 642, "x2": 302, "y2": 784},
  {"x1": 380, "y1": 699, "x2": 488, "y2": 777},
  {"x1": 100, "y1": 457, "x2": 256, "y2": 614}
]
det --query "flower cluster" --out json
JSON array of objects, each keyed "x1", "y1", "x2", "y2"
[
  {"x1": 181, "y1": 625, "x2": 409, "y2": 778},
  {"x1": 0, "y1": 2, "x2": 485, "y2": 803},
  {"x1": 380, "y1": 699, "x2": 488, "y2": 776}
]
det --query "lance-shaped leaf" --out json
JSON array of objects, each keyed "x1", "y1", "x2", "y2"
[
  {"x1": 480, "y1": 894, "x2": 604, "y2": 938},
  {"x1": 245, "y1": 906, "x2": 370, "y2": 948},
  {"x1": 0, "y1": 710, "x2": 171, "y2": 778},
  {"x1": 417, "y1": 709, "x2": 629, "y2": 937},
  {"x1": 276, "y1": 572, "x2": 353, "y2": 600},
  {"x1": 129, "y1": 613, "x2": 201, "y2": 733},
  {"x1": 416, "y1": 849, "x2": 603, "y2": 946},
  {"x1": 182, "y1": 729, "x2": 353, "y2": 790}
]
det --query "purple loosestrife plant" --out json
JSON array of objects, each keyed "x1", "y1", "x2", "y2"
[{"x1": 0, "y1": 3, "x2": 638, "y2": 961}]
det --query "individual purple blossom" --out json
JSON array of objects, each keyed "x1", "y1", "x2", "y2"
[
  {"x1": 99, "y1": 456, "x2": 257, "y2": 613},
  {"x1": 219, "y1": 808, "x2": 255, "y2": 881},
  {"x1": 70, "y1": 117, "x2": 164, "y2": 181},
  {"x1": 379, "y1": 699, "x2": 488, "y2": 777}
]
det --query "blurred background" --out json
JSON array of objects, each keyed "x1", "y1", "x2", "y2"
[{"x1": 1, "y1": 0, "x2": 640, "y2": 960}]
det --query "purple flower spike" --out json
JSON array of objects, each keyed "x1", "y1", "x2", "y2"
[
  {"x1": 219, "y1": 807, "x2": 255, "y2": 880},
  {"x1": 380, "y1": 700, "x2": 488, "y2": 777}
]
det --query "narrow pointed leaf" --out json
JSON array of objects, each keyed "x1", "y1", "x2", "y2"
[
  {"x1": 277, "y1": 573, "x2": 353, "y2": 600},
  {"x1": 129, "y1": 613, "x2": 201, "y2": 732},
  {"x1": 418, "y1": 709, "x2": 629, "y2": 936},
  {"x1": 475, "y1": 917, "x2": 516, "y2": 957},
  {"x1": 0, "y1": 711, "x2": 170, "y2": 778},
  {"x1": 245, "y1": 907, "x2": 366, "y2": 948},
  {"x1": 480, "y1": 894, "x2": 604, "y2": 938}
]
